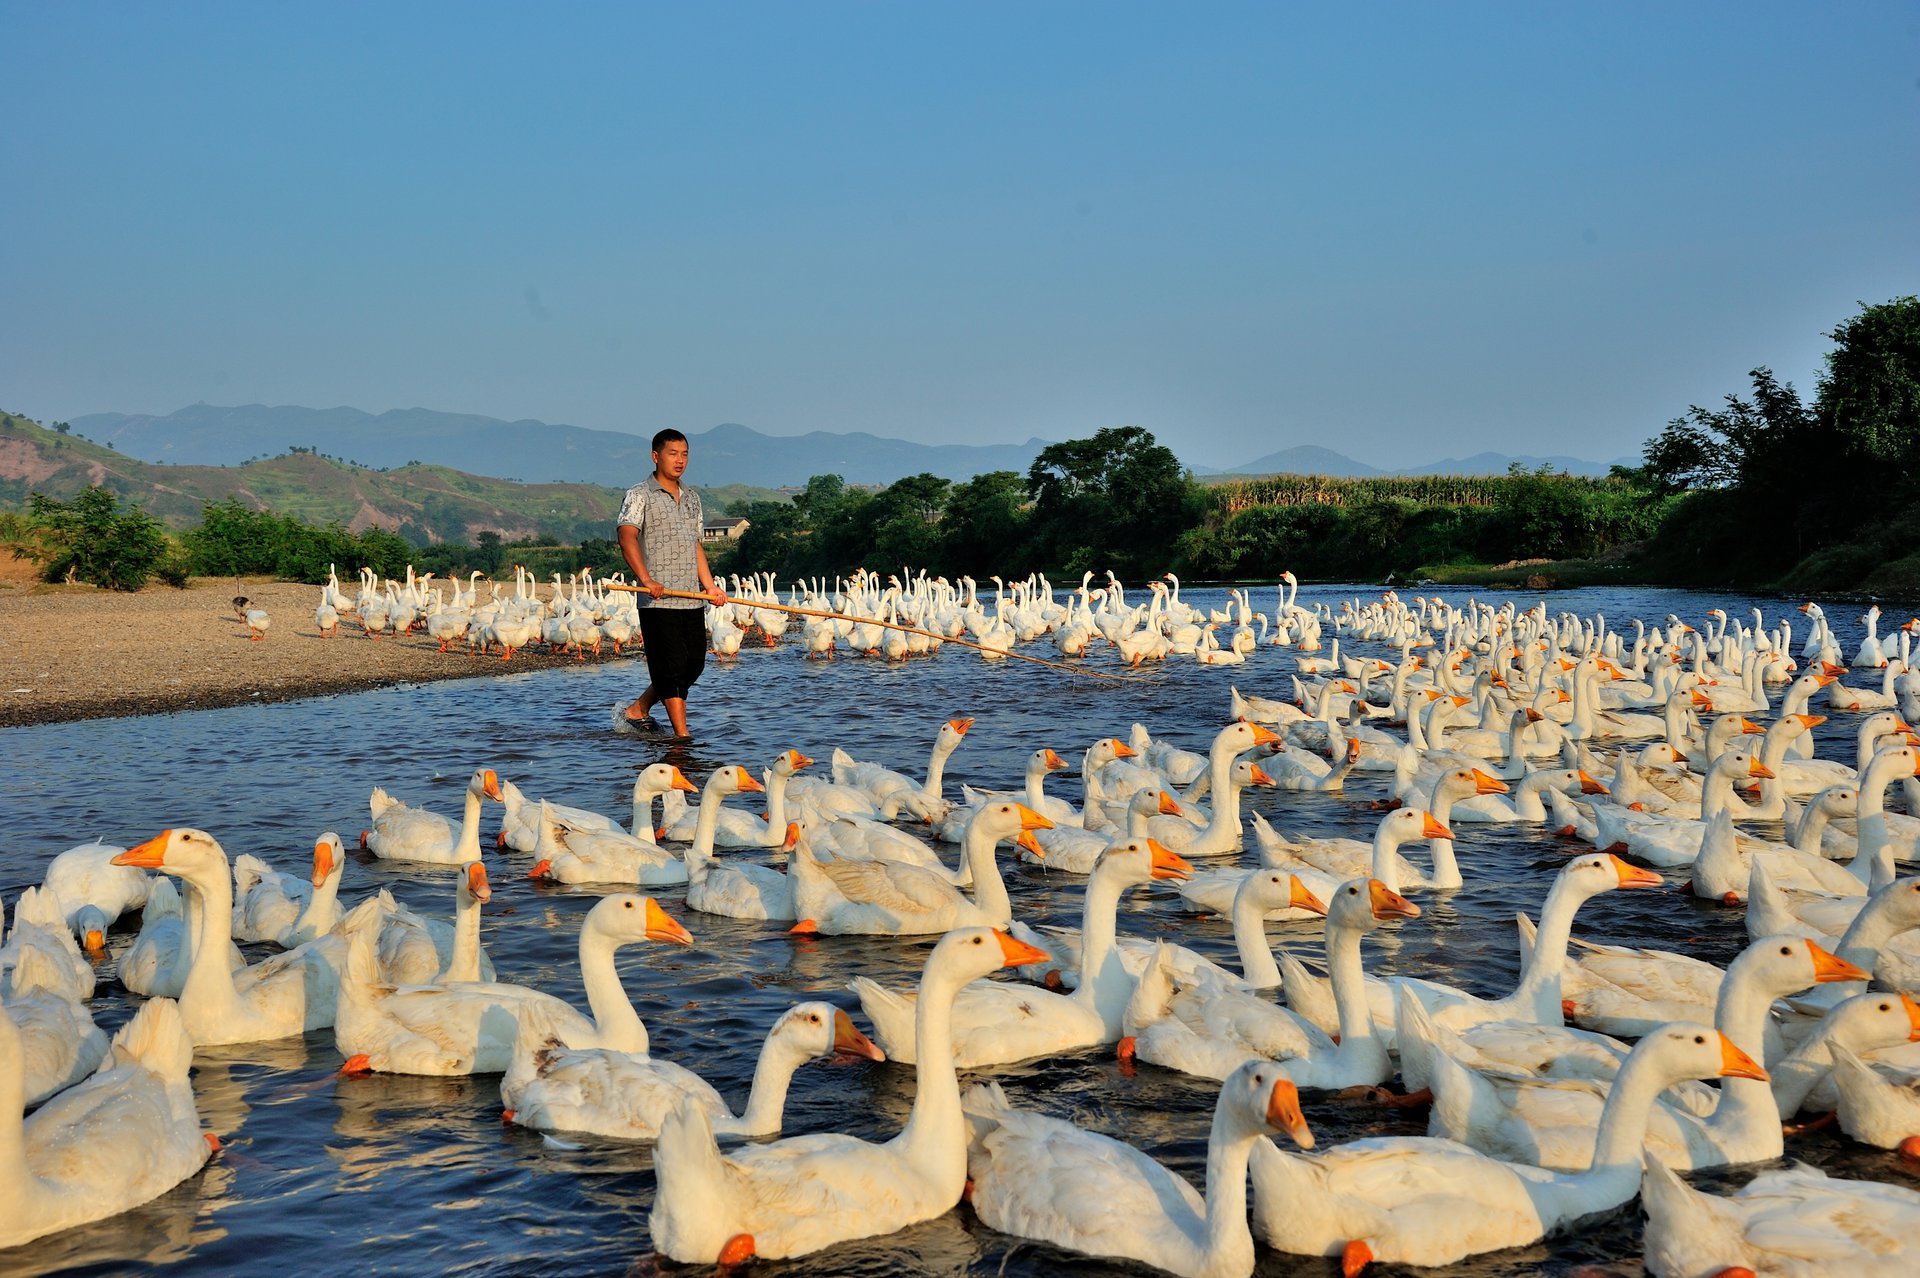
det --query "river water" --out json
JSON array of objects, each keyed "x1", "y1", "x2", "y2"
[{"x1": 3, "y1": 583, "x2": 1916, "y2": 1277}]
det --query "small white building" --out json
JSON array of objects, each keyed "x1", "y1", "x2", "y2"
[{"x1": 701, "y1": 517, "x2": 750, "y2": 543}]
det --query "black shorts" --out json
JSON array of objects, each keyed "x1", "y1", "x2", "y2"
[{"x1": 638, "y1": 607, "x2": 708, "y2": 701}]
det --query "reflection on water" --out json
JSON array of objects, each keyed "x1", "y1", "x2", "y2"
[{"x1": 5, "y1": 583, "x2": 1920, "y2": 1276}]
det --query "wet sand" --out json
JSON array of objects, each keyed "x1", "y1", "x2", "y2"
[{"x1": 0, "y1": 575, "x2": 640, "y2": 728}]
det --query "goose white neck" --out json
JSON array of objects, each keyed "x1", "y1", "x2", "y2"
[
  {"x1": 575, "y1": 925, "x2": 646, "y2": 1054},
  {"x1": 442, "y1": 882, "x2": 484, "y2": 982},
  {"x1": 1196, "y1": 1095, "x2": 1260, "y2": 1277},
  {"x1": 893, "y1": 956, "x2": 972, "y2": 1197}
]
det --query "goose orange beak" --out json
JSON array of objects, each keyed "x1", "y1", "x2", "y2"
[
  {"x1": 481, "y1": 770, "x2": 504, "y2": 801},
  {"x1": 1796, "y1": 714, "x2": 1827, "y2": 730},
  {"x1": 1812, "y1": 674, "x2": 1838, "y2": 688},
  {"x1": 113, "y1": 831, "x2": 172, "y2": 869},
  {"x1": 1157, "y1": 791, "x2": 1184, "y2": 817},
  {"x1": 1608, "y1": 855, "x2": 1664, "y2": 888},
  {"x1": 1525, "y1": 707, "x2": 1546, "y2": 722},
  {"x1": 1015, "y1": 830, "x2": 1045, "y2": 858},
  {"x1": 83, "y1": 929, "x2": 105, "y2": 956},
  {"x1": 1014, "y1": 804, "x2": 1055, "y2": 831},
  {"x1": 1420, "y1": 812, "x2": 1454, "y2": 841},
  {"x1": 312, "y1": 839, "x2": 337, "y2": 886},
  {"x1": 994, "y1": 930, "x2": 1052, "y2": 968},
  {"x1": 1472, "y1": 769, "x2": 1510, "y2": 795},
  {"x1": 1805, "y1": 940, "x2": 1869, "y2": 983},
  {"x1": 948, "y1": 717, "x2": 974, "y2": 735},
  {"x1": 644, "y1": 899, "x2": 694, "y2": 946},
  {"x1": 1291, "y1": 876, "x2": 1328, "y2": 915},
  {"x1": 1249, "y1": 763, "x2": 1278, "y2": 787},
  {"x1": 1368, "y1": 880, "x2": 1421, "y2": 919},
  {"x1": 1747, "y1": 757, "x2": 1775, "y2": 779},
  {"x1": 1246, "y1": 722, "x2": 1283, "y2": 747},
  {"x1": 669, "y1": 767, "x2": 699, "y2": 793},
  {"x1": 737, "y1": 770, "x2": 766, "y2": 794},
  {"x1": 832, "y1": 1009, "x2": 886, "y2": 1061},
  {"x1": 1112, "y1": 740, "x2": 1138, "y2": 758},
  {"x1": 781, "y1": 822, "x2": 801, "y2": 852},
  {"x1": 1718, "y1": 1033, "x2": 1768, "y2": 1081},
  {"x1": 1739, "y1": 718, "x2": 1766, "y2": 736},
  {"x1": 1148, "y1": 839, "x2": 1193, "y2": 881},
  {"x1": 787, "y1": 750, "x2": 814, "y2": 770},
  {"x1": 1042, "y1": 748, "x2": 1067, "y2": 770},
  {"x1": 1578, "y1": 771, "x2": 1609, "y2": 795},
  {"x1": 1266, "y1": 1077, "x2": 1314, "y2": 1148},
  {"x1": 465, "y1": 862, "x2": 492, "y2": 904}
]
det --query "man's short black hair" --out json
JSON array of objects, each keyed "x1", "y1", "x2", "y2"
[{"x1": 651, "y1": 428, "x2": 688, "y2": 453}]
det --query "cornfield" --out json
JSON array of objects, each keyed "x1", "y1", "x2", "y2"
[{"x1": 1212, "y1": 472, "x2": 1613, "y2": 514}]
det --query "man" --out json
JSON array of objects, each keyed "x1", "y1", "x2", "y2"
[{"x1": 616, "y1": 428, "x2": 728, "y2": 739}]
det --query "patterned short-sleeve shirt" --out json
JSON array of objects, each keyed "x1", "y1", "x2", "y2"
[{"x1": 617, "y1": 476, "x2": 705, "y2": 609}]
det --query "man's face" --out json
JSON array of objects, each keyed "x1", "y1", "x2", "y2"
[{"x1": 654, "y1": 439, "x2": 690, "y2": 481}]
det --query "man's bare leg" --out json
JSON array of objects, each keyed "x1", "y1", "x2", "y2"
[
  {"x1": 627, "y1": 687, "x2": 659, "y2": 722},
  {"x1": 663, "y1": 696, "x2": 690, "y2": 738}
]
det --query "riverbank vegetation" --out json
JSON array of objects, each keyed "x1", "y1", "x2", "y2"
[{"x1": 3, "y1": 297, "x2": 1912, "y2": 594}]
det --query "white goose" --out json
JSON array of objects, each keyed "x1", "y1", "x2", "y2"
[
  {"x1": 0, "y1": 997, "x2": 212, "y2": 1250},
  {"x1": 500, "y1": 1001, "x2": 884, "y2": 1141},
  {"x1": 853, "y1": 839, "x2": 1192, "y2": 1067},
  {"x1": 1417, "y1": 935, "x2": 1868, "y2": 1170},
  {"x1": 654, "y1": 767, "x2": 796, "y2": 922},
  {"x1": 332, "y1": 893, "x2": 692, "y2": 1075},
  {"x1": 961, "y1": 1060, "x2": 1315, "y2": 1278},
  {"x1": 363, "y1": 769, "x2": 503, "y2": 864},
  {"x1": 1123, "y1": 878, "x2": 1416, "y2": 1088},
  {"x1": 1248, "y1": 1024, "x2": 1767, "y2": 1273},
  {"x1": 646, "y1": 926, "x2": 1052, "y2": 1265},
  {"x1": 528, "y1": 797, "x2": 692, "y2": 887},
  {"x1": 4, "y1": 946, "x2": 109, "y2": 1107},
  {"x1": 113, "y1": 830, "x2": 344, "y2": 1045},
  {"x1": 231, "y1": 833, "x2": 346, "y2": 946},
  {"x1": 788, "y1": 801, "x2": 1051, "y2": 936},
  {"x1": 660, "y1": 751, "x2": 811, "y2": 847},
  {"x1": 1829, "y1": 1041, "x2": 1920, "y2": 1157},
  {"x1": 38, "y1": 840, "x2": 149, "y2": 955},
  {"x1": 1641, "y1": 1157, "x2": 1920, "y2": 1278},
  {"x1": 830, "y1": 717, "x2": 972, "y2": 821},
  {"x1": 373, "y1": 861, "x2": 497, "y2": 984}
]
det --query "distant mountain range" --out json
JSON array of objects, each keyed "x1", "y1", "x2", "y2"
[
  {"x1": 66, "y1": 402, "x2": 1630, "y2": 489},
  {"x1": 68, "y1": 404, "x2": 1052, "y2": 489}
]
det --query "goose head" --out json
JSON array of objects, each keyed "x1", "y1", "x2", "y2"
[
  {"x1": 459, "y1": 860, "x2": 491, "y2": 906},
  {"x1": 1559, "y1": 851, "x2": 1664, "y2": 902},
  {"x1": 635, "y1": 763, "x2": 699, "y2": 800},
  {"x1": 1328, "y1": 878, "x2": 1421, "y2": 934},
  {"x1": 467, "y1": 769, "x2": 505, "y2": 804},
  {"x1": 114, "y1": 828, "x2": 229, "y2": 889},
  {"x1": 768, "y1": 1001, "x2": 885, "y2": 1065},
  {"x1": 1731, "y1": 935, "x2": 1869, "y2": 999},
  {"x1": 312, "y1": 833, "x2": 345, "y2": 887},
  {"x1": 704, "y1": 764, "x2": 764, "y2": 801},
  {"x1": 585, "y1": 895, "x2": 693, "y2": 947},
  {"x1": 1376, "y1": 807, "x2": 1452, "y2": 849},
  {"x1": 964, "y1": 801, "x2": 1054, "y2": 849},
  {"x1": 930, "y1": 926, "x2": 1052, "y2": 986},
  {"x1": 1632, "y1": 1023, "x2": 1768, "y2": 1086},
  {"x1": 72, "y1": 904, "x2": 109, "y2": 958},
  {"x1": 1432, "y1": 767, "x2": 1509, "y2": 806},
  {"x1": 1234, "y1": 869, "x2": 1327, "y2": 917},
  {"x1": 1818, "y1": 990, "x2": 1920, "y2": 1055},
  {"x1": 772, "y1": 750, "x2": 813, "y2": 778},
  {"x1": 1222, "y1": 1057, "x2": 1314, "y2": 1149}
]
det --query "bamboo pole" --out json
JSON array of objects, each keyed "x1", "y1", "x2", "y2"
[{"x1": 604, "y1": 585, "x2": 1138, "y2": 682}]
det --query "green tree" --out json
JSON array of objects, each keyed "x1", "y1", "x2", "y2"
[
  {"x1": 474, "y1": 530, "x2": 505, "y2": 574},
  {"x1": 1818, "y1": 296, "x2": 1920, "y2": 465},
  {"x1": 26, "y1": 486, "x2": 177, "y2": 589},
  {"x1": 1025, "y1": 426, "x2": 1195, "y2": 578},
  {"x1": 939, "y1": 470, "x2": 1030, "y2": 575}
]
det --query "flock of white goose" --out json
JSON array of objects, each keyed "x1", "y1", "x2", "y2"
[
  {"x1": 298, "y1": 562, "x2": 1343, "y2": 666},
  {"x1": 8, "y1": 583, "x2": 1920, "y2": 1277}
]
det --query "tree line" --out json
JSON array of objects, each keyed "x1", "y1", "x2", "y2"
[{"x1": 4, "y1": 296, "x2": 1912, "y2": 593}]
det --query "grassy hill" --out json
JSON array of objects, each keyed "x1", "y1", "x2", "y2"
[{"x1": 0, "y1": 411, "x2": 783, "y2": 544}]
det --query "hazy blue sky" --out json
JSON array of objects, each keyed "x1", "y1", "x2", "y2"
[{"x1": 3, "y1": 2, "x2": 1914, "y2": 470}]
